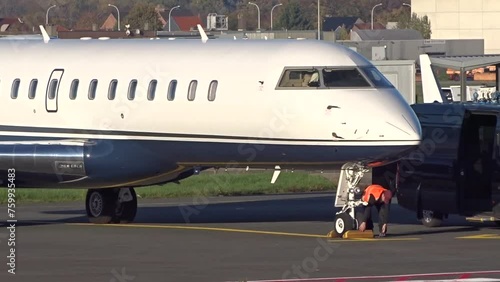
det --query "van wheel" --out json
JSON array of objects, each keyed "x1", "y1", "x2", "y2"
[{"x1": 422, "y1": 210, "x2": 443, "y2": 227}]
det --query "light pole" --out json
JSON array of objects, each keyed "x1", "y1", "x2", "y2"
[
  {"x1": 248, "y1": 2, "x2": 260, "y2": 31},
  {"x1": 403, "y1": 3, "x2": 411, "y2": 8},
  {"x1": 108, "y1": 4, "x2": 120, "y2": 31},
  {"x1": 371, "y1": 3, "x2": 383, "y2": 30},
  {"x1": 317, "y1": 0, "x2": 320, "y2": 40},
  {"x1": 270, "y1": 3, "x2": 282, "y2": 30},
  {"x1": 169, "y1": 5, "x2": 180, "y2": 32},
  {"x1": 45, "y1": 5, "x2": 56, "y2": 25}
]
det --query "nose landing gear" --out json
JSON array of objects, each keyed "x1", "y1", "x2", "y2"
[{"x1": 330, "y1": 162, "x2": 369, "y2": 237}]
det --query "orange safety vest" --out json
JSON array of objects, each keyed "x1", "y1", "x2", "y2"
[{"x1": 362, "y1": 184, "x2": 387, "y2": 202}]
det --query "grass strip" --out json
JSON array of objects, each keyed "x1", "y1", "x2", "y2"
[{"x1": 0, "y1": 171, "x2": 335, "y2": 204}]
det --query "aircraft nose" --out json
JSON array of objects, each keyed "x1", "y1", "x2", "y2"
[
  {"x1": 397, "y1": 108, "x2": 422, "y2": 141},
  {"x1": 376, "y1": 89, "x2": 422, "y2": 143}
]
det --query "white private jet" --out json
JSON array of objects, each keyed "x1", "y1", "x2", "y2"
[{"x1": 0, "y1": 26, "x2": 421, "y2": 224}]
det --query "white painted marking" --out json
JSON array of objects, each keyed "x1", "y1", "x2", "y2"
[{"x1": 245, "y1": 270, "x2": 500, "y2": 282}]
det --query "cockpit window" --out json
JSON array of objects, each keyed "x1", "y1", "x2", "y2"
[
  {"x1": 278, "y1": 69, "x2": 320, "y2": 87},
  {"x1": 276, "y1": 66, "x2": 394, "y2": 89},
  {"x1": 322, "y1": 68, "x2": 371, "y2": 87},
  {"x1": 360, "y1": 67, "x2": 394, "y2": 88}
]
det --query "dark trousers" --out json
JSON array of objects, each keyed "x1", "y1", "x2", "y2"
[{"x1": 360, "y1": 195, "x2": 390, "y2": 232}]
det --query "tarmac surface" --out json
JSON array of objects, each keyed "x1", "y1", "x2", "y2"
[{"x1": 0, "y1": 192, "x2": 499, "y2": 282}]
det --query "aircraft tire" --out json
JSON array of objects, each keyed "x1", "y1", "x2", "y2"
[
  {"x1": 86, "y1": 189, "x2": 117, "y2": 224},
  {"x1": 421, "y1": 210, "x2": 443, "y2": 227},
  {"x1": 333, "y1": 212, "x2": 354, "y2": 237},
  {"x1": 113, "y1": 188, "x2": 137, "y2": 224}
]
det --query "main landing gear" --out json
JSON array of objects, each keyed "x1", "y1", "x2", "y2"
[
  {"x1": 85, "y1": 188, "x2": 137, "y2": 224},
  {"x1": 332, "y1": 163, "x2": 370, "y2": 237}
]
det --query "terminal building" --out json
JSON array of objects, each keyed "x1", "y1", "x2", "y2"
[{"x1": 413, "y1": 0, "x2": 500, "y2": 54}]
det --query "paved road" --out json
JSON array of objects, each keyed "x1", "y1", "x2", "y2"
[{"x1": 0, "y1": 192, "x2": 499, "y2": 282}]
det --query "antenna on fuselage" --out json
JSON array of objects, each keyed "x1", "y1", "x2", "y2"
[
  {"x1": 197, "y1": 24, "x2": 208, "y2": 43},
  {"x1": 39, "y1": 25, "x2": 50, "y2": 43}
]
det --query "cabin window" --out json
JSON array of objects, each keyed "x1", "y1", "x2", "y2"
[
  {"x1": 278, "y1": 69, "x2": 320, "y2": 88},
  {"x1": 11, "y1": 79, "x2": 20, "y2": 99},
  {"x1": 148, "y1": 79, "x2": 157, "y2": 101},
  {"x1": 188, "y1": 80, "x2": 197, "y2": 101},
  {"x1": 70, "y1": 79, "x2": 79, "y2": 100},
  {"x1": 28, "y1": 79, "x2": 38, "y2": 99},
  {"x1": 88, "y1": 79, "x2": 98, "y2": 100},
  {"x1": 322, "y1": 68, "x2": 370, "y2": 88},
  {"x1": 48, "y1": 79, "x2": 58, "y2": 99},
  {"x1": 168, "y1": 80, "x2": 177, "y2": 101},
  {"x1": 128, "y1": 79, "x2": 137, "y2": 100},
  {"x1": 208, "y1": 80, "x2": 218, "y2": 101},
  {"x1": 108, "y1": 79, "x2": 118, "y2": 100},
  {"x1": 360, "y1": 67, "x2": 394, "y2": 88}
]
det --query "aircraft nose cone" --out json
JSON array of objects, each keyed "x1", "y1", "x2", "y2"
[
  {"x1": 379, "y1": 88, "x2": 422, "y2": 142},
  {"x1": 401, "y1": 111, "x2": 422, "y2": 141}
]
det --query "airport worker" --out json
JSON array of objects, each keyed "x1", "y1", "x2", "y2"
[{"x1": 358, "y1": 184, "x2": 392, "y2": 237}]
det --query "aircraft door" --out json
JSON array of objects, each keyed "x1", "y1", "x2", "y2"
[
  {"x1": 46, "y1": 69, "x2": 64, "y2": 112},
  {"x1": 493, "y1": 119, "x2": 500, "y2": 218},
  {"x1": 457, "y1": 112, "x2": 496, "y2": 214}
]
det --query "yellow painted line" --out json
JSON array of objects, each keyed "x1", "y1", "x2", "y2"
[
  {"x1": 456, "y1": 234, "x2": 500, "y2": 239},
  {"x1": 67, "y1": 223, "x2": 328, "y2": 238},
  {"x1": 66, "y1": 223, "x2": 420, "y2": 241}
]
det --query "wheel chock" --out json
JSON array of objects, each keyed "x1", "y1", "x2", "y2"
[
  {"x1": 342, "y1": 230, "x2": 374, "y2": 239},
  {"x1": 326, "y1": 230, "x2": 342, "y2": 238}
]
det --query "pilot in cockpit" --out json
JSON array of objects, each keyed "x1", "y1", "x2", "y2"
[{"x1": 302, "y1": 71, "x2": 319, "y2": 87}]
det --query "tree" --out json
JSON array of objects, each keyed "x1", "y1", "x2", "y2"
[
  {"x1": 124, "y1": 2, "x2": 163, "y2": 31},
  {"x1": 398, "y1": 12, "x2": 432, "y2": 39},
  {"x1": 336, "y1": 25, "x2": 350, "y2": 40},
  {"x1": 376, "y1": 6, "x2": 410, "y2": 26},
  {"x1": 74, "y1": 11, "x2": 100, "y2": 30},
  {"x1": 276, "y1": 0, "x2": 312, "y2": 30},
  {"x1": 320, "y1": 0, "x2": 362, "y2": 18},
  {"x1": 190, "y1": 0, "x2": 227, "y2": 14}
]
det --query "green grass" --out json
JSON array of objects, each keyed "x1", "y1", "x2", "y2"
[{"x1": 0, "y1": 171, "x2": 335, "y2": 204}]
